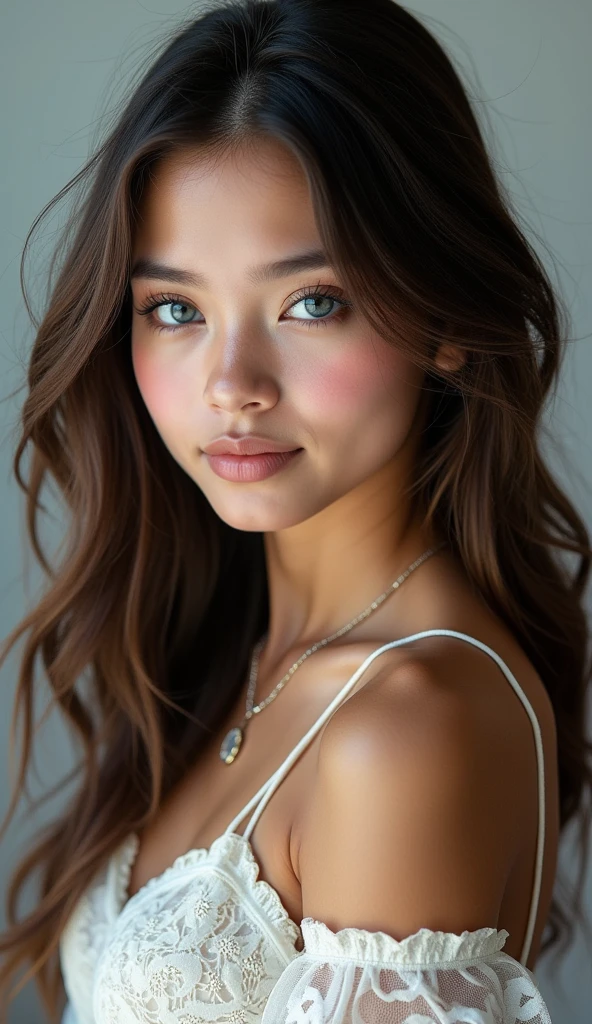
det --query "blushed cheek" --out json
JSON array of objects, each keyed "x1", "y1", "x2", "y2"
[
  {"x1": 131, "y1": 344, "x2": 187, "y2": 430},
  {"x1": 301, "y1": 345, "x2": 406, "y2": 414}
]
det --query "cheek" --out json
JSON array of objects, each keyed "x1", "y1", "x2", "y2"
[
  {"x1": 131, "y1": 342, "x2": 188, "y2": 429},
  {"x1": 303, "y1": 349, "x2": 371, "y2": 407},
  {"x1": 300, "y1": 343, "x2": 417, "y2": 421}
]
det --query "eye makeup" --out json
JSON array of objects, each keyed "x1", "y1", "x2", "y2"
[{"x1": 133, "y1": 282, "x2": 354, "y2": 335}]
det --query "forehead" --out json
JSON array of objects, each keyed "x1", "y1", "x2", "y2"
[{"x1": 132, "y1": 138, "x2": 319, "y2": 265}]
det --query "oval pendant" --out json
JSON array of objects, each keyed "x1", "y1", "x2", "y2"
[{"x1": 220, "y1": 726, "x2": 243, "y2": 764}]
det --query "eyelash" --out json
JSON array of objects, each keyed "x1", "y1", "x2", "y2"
[{"x1": 133, "y1": 283, "x2": 353, "y2": 335}]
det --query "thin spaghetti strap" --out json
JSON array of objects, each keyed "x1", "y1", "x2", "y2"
[
  {"x1": 222, "y1": 638, "x2": 408, "y2": 838},
  {"x1": 224, "y1": 629, "x2": 545, "y2": 968},
  {"x1": 391, "y1": 630, "x2": 544, "y2": 968},
  {"x1": 222, "y1": 774, "x2": 280, "y2": 838}
]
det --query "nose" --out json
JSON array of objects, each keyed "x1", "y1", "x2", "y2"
[{"x1": 202, "y1": 331, "x2": 280, "y2": 414}]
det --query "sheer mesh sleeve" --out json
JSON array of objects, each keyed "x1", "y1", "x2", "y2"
[{"x1": 261, "y1": 917, "x2": 553, "y2": 1023}]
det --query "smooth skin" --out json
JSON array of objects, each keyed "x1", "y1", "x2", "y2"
[{"x1": 129, "y1": 137, "x2": 559, "y2": 971}]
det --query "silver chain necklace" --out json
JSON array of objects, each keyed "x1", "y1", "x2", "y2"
[{"x1": 219, "y1": 541, "x2": 446, "y2": 764}]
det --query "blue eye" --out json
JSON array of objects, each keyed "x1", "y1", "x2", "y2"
[
  {"x1": 283, "y1": 286, "x2": 351, "y2": 328},
  {"x1": 145, "y1": 299, "x2": 199, "y2": 328},
  {"x1": 133, "y1": 284, "x2": 353, "y2": 335}
]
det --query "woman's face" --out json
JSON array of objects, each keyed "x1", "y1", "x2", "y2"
[{"x1": 130, "y1": 138, "x2": 427, "y2": 532}]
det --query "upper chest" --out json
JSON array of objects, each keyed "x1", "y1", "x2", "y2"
[
  {"x1": 125, "y1": 642, "x2": 371, "y2": 906},
  {"x1": 125, "y1": 630, "x2": 558, "y2": 973}
]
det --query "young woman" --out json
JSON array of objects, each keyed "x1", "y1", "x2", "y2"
[{"x1": 1, "y1": 1, "x2": 590, "y2": 1021}]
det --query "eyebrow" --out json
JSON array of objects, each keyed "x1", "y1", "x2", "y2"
[{"x1": 130, "y1": 249, "x2": 332, "y2": 288}]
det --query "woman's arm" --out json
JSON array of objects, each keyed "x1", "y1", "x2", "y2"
[
  {"x1": 260, "y1": 658, "x2": 552, "y2": 1022},
  {"x1": 297, "y1": 657, "x2": 518, "y2": 938}
]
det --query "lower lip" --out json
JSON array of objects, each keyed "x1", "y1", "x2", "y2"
[{"x1": 204, "y1": 449, "x2": 304, "y2": 482}]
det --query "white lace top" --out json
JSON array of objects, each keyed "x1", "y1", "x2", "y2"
[{"x1": 59, "y1": 629, "x2": 553, "y2": 1023}]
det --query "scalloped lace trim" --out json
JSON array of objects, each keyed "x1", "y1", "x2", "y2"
[
  {"x1": 110, "y1": 834, "x2": 511, "y2": 969},
  {"x1": 300, "y1": 916, "x2": 510, "y2": 966},
  {"x1": 113, "y1": 830, "x2": 302, "y2": 949},
  {"x1": 111, "y1": 833, "x2": 140, "y2": 912}
]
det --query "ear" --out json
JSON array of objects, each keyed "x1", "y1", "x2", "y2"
[{"x1": 434, "y1": 341, "x2": 466, "y2": 374}]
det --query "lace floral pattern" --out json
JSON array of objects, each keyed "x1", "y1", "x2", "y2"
[
  {"x1": 61, "y1": 831, "x2": 302, "y2": 1024},
  {"x1": 60, "y1": 835, "x2": 139, "y2": 1024},
  {"x1": 260, "y1": 920, "x2": 553, "y2": 1024},
  {"x1": 60, "y1": 835, "x2": 554, "y2": 1024}
]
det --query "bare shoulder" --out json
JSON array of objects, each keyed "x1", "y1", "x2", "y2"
[
  {"x1": 323, "y1": 622, "x2": 556, "y2": 791},
  {"x1": 298, "y1": 639, "x2": 540, "y2": 937},
  {"x1": 319, "y1": 632, "x2": 540, "y2": 786}
]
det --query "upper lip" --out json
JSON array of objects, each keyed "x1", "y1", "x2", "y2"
[{"x1": 202, "y1": 435, "x2": 302, "y2": 456}]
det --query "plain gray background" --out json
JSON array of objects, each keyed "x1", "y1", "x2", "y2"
[{"x1": 1, "y1": 1, "x2": 591, "y2": 1021}]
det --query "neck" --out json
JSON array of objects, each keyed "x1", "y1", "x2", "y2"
[{"x1": 261, "y1": 459, "x2": 442, "y2": 667}]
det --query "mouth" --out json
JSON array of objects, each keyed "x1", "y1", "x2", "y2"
[{"x1": 203, "y1": 448, "x2": 304, "y2": 482}]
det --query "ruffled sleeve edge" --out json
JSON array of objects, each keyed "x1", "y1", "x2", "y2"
[{"x1": 300, "y1": 916, "x2": 510, "y2": 966}]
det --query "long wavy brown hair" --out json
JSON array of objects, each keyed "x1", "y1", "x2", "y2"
[{"x1": 1, "y1": 0, "x2": 591, "y2": 1019}]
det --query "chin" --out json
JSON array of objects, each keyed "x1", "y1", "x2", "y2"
[{"x1": 204, "y1": 495, "x2": 321, "y2": 534}]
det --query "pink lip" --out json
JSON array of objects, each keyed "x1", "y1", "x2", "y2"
[
  {"x1": 204, "y1": 449, "x2": 303, "y2": 482},
  {"x1": 203, "y1": 435, "x2": 300, "y2": 456}
]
